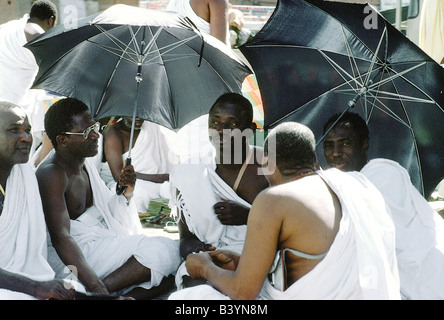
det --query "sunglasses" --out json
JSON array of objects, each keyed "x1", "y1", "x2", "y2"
[{"x1": 62, "y1": 122, "x2": 100, "y2": 139}]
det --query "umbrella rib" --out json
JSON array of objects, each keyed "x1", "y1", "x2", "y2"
[
  {"x1": 340, "y1": 26, "x2": 364, "y2": 92},
  {"x1": 318, "y1": 50, "x2": 365, "y2": 91},
  {"x1": 94, "y1": 25, "x2": 140, "y2": 64},
  {"x1": 385, "y1": 71, "x2": 425, "y2": 195},
  {"x1": 95, "y1": 39, "x2": 135, "y2": 117},
  {"x1": 368, "y1": 62, "x2": 427, "y2": 90},
  {"x1": 364, "y1": 26, "x2": 387, "y2": 86},
  {"x1": 384, "y1": 64, "x2": 444, "y2": 112},
  {"x1": 142, "y1": 35, "x2": 200, "y2": 65},
  {"x1": 336, "y1": 88, "x2": 435, "y2": 104}
]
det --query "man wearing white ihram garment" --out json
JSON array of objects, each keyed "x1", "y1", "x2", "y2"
[
  {"x1": 323, "y1": 111, "x2": 444, "y2": 300},
  {"x1": 36, "y1": 98, "x2": 181, "y2": 299},
  {"x1": 0, "y1": 101, "x2": 78, "y2": 300}
]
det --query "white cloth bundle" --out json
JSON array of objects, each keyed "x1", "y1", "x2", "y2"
[{"x1": 361, "y1": 158, "x2": 444, "y2": 299}]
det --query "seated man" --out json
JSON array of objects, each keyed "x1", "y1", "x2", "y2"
[
  {"x1": 36, "y1": 98, "x2": 181, "y2": 300},
  {"x1": 0, "y1": 101, "x2": 75, "y2": 300},
  {"x1": 322, "y1": 111, "x2": 444, "y2": 300},
  {"x1": 170, "y1": 92, "x2": 269, "y2": 288},
  {"x1": 169, "y1": 122, "x2": 400, "y2": 300},
  {"x1": 100, "y1": 116, "x2": 178, "y2": 214}
]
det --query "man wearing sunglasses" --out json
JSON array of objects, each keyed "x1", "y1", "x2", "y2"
[{"x1": 36, "y1": 98, "x2": 181, "y2": 299}]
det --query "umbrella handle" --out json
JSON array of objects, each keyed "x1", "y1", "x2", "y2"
[{"x1": 116, "y1": 157, "x2": 132, "y2": 195}]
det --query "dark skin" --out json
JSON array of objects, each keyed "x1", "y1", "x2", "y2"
[
  {"x1": 323, "y1": 124, "x2": 368, "y2": 172},
  {"x1": 0, "y1": 104, "x2": 75, "y2": 300},
  {"x1": 103, "y1": 117, "x2": 169, "y2": 185},
  {"x1": 177, "y1": 102, "x2": 269, "y2": 286},
  {"x1": 36, "y1": 111, "x2": 161, "y2": 298}
]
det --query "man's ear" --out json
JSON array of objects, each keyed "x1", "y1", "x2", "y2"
[
  {"x1": 362, "y1": 138, "x2": 369, "y2": 153},
  {"x1": 56, "y1": 135, "x2": 67, "y2": 148}
]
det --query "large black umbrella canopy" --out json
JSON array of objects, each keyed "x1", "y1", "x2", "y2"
[
  {"x1": 240, "y1": 0, "x2": 444, "y2": 198},
  {"x1": 25, "y1": 4, "x2": 251, "y2": 130}
]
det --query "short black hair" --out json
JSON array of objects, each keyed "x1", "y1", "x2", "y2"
[
  {"x1": 265, "y1": 122, "x2": 316, "y2": 174},
  {"x1": 323, "y1": 111, "x2": 369, "y2": 143},
  {"x1": 30, "y1": 0, "x2": 57, "y2": 22},
  {"x1": 210, "y1": 92, "x2": 253, "y2": 124},
  {"x1": 45, "y1": 98, "x2": 89, "y2": 149}
]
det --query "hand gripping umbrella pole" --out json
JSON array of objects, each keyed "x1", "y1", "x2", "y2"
[{"x1": 116, "y1": 36, "x2": 145, "y2": 196}]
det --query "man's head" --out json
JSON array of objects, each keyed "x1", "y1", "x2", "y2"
[
  {"x1": 0, "y1": 101, "x2": 33, "y2": 168},
  {"x1": 264, "y1": 122, "x2": 317, "y2": 184},
  {"x1": 29, "y1": 0, "x2": 58, "y2": 30},
  {"x1": 208, "y1": 92, "x2": 256, "y2": 163},
  {"x1": 45, "y1": 98, "x2": 99, "y2": 157},
  {"x1": 322, "y1": 111, "x2": 369, "y2": 172}
]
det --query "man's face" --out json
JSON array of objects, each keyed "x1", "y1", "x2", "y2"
[
  {"x1": 63, "y1": 112, "x2": 100, "y2": 158},
  {"x1": 123, "y1": 117, "x2": 143, "y2": 130},
  {"x1": 0, "y1": 107, "x2": 32, "y2": 167},
  {"x1": 323, "y1": 124, "x2": 368, "y2": 172},
  {"x1": 208, "y1": 102, "x2": 254, "y2": 161}
]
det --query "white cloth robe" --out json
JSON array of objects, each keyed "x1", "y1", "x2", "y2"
[
  {"x1": 361, "y1": 158, "x2": 444, "y2": 300},
  {"x1": 0, "y1": 164, "x2": 56, "y2": 299},
  {"x1": 169, "y1": 160, "x2": 251, "y2": 289}
]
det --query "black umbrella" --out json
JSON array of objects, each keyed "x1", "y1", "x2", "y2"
[
  {"x1": 26, "y1": 4, "x2": 251, "y2": 193},
  {"x1": 240, "y1": 0, "x2": 444, "y2": 198}
]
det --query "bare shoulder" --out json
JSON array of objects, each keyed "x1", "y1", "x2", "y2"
[
  {"x1": 103, "y1": 124, "x2": 123, "y2": 140},
  {"x1": 35, "y1": 157, "x2": 68, "y2": 189}
]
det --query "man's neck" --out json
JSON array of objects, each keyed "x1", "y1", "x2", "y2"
[
  {"x1": 54, "y1": 151, "x2": 86, "y2": 173},
  {"x1": 0, "y1": 165, "x2": 13, "y2": 188}
]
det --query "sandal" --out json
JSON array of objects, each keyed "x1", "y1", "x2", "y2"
[{"x1": 164, "y1": 221, "x2": 179, "y2": 233}]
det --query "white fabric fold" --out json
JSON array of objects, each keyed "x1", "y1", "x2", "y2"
[
  {"x1": 169, "y1": 161, "x2": 250, "y2": 289},
  {"x1": 361, "y1": 158, "x2": 444, "y2": 299},
  {"x1": 0, "y1": 15, "x2": 41, "y2": 110},
  {"x1": 0, "y1": 163, "x2": 55, "y2": 283}
]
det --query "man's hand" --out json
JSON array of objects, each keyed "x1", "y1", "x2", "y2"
[
  {"x1": 33, "y1": 279, "x2": 76, "y2": 300},
  {"x1": 209, "y1": 250, "x2": 239, "y2": 271},
  {"x1": 213, "y1": 201, "x2": 249, "y2": 225},
  {"x1": 119, "y1": 163, "x2": 136, "y2": 200},
  {"x1": 185, "y1": 252, "x2": 214, "y2": 279}
]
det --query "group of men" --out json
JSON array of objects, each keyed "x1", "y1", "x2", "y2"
[
  {"x1": 2, "y1": 87, "x2": 444, "y2": 300},
  {"x1": 1, "y1": 0, "x2": 444, "y2": 301}
]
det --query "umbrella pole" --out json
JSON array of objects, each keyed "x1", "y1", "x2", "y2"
[
  {"x1": 115, "y1": 66, "x2": 142, "y2": 195},
  {"x1": 316, "y1": 85, "x2": 369, "y2": 147}
]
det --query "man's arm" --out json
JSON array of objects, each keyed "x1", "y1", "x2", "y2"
[
  {"x1": 103, "y1": 126, "x2": 124, "y2": 182},
  {"x1": 208, "y1": 0, "x2": 229, "y2": 44},
  {"x1": 135, "y1": 172, "x2": 169, "y2": 184},
  {"x1": 0, "y1": 268, "x2": 75, "y2": 300},
  {"x1": 186, "y1": 191, "x2": 281, "y2": 299},
  {"x1": 36, "y1": 166, "x2": 108, "y2": 294}
]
